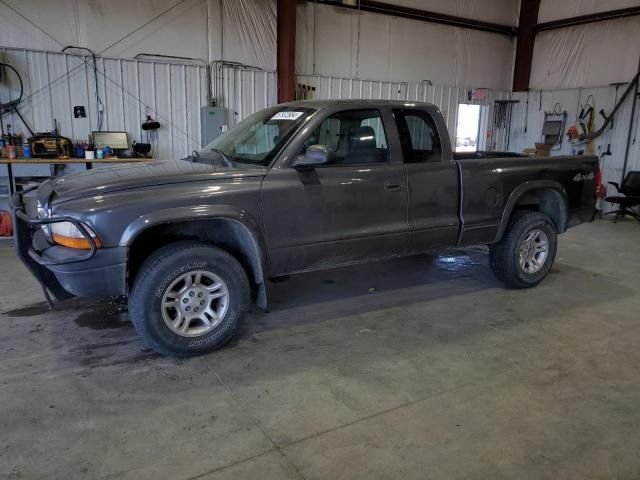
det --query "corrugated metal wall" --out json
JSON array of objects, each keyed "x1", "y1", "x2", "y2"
[
  {"x1": 212, "y1": 62, "x2": 277, "y2": 128},
  {"x1": 1, "y1": 47, "x2": 209, "y2": 159},
  {"x1": 295, "y1": 74, "x2": 512, "y2": 150},
  {"x1": 508, "y1": 85, "x2": 640, "y2": 208},
  {"x1": 1, "y1": 47, "x2": 512, "y2": 160}
]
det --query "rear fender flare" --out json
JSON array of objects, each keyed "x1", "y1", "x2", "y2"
[{"x1": 494, "y1": 180, "x2": 568, "y2": 242}]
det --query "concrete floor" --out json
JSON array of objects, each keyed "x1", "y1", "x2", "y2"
[{"x1": 1, "y1": 219, "x2": 639, "y2": 479}]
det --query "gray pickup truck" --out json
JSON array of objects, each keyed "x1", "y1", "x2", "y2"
[{"x1": 12, "y1": 100, "x2": 599, "y2": 356}]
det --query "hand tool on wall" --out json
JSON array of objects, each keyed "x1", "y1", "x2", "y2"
[
  {"x1": 599, "y1": 83, "x2": 624, "y2": 157},
  {"x1": 578, "y1": 95, "x2": 596, "y2": 155},
  {"x1": 492, "y1": 99, "x2": 518, "y2": 151}
]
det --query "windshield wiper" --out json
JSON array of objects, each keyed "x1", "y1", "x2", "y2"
[
  {"x1": 208, "y1": 148, "x2": 235, "y2": 167},
  {"x1": 181, "y1": 149, "x2": 235, "y2": 168},
  {"x1": 182, "y1": 150, "x2": 201, "y2": 162}
]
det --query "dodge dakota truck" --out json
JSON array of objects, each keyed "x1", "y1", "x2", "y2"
[{"x1": 12, "y1": 100, "x2": 599, "y2": 356}]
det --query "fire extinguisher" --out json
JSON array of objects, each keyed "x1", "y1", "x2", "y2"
[{"x1": 594, "y1": 163, "x2": 607, "y2": 214}]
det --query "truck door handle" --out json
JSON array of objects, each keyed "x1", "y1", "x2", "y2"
[{"x1": 384, "y1": 182, "x2": 403, "y2": 191}]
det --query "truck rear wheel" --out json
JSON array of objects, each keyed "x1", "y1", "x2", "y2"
[
  {"x1": 129, "y1": 241, "x2": 250, "y2": 357},
  {"x1": 489, "y1": 211, "x2": 557, "y2": 288}
]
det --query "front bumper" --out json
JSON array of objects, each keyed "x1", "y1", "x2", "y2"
[
  {"x1": 11, "y1": 189, "x2": 127, "y2": 299},
  {"x1": 36, "y1": 245, "x2": 127, "y2": 298}
]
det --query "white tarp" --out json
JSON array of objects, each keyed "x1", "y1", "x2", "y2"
[
  {"x1": 530, "y1": 17, "x2": 640, "y2": 90},
  {"x1": 216, "y1": 0, "x2": 276, "y2": 70},
  {"x1": 0, "y1": 0, "x2": 276, "y2": 69},
  {"x1": 0, "y1": 0, "x2": 210, "y2": 60},
  {"x1": 296, "y1": 1, "x2": 517, "y2": 90},
  {"x1": 391, "y1": 0, "x2": 518, "y2": 26},
  {"x1": 538, "y1": 0, "x2": 640, "y2": 23}
]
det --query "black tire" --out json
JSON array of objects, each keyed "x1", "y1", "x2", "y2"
[
  {"x1": 129, "y1": 241, "x2": 250, "y2": 357},
  {"x1": 489, "y1": 210, "x2": 557, "y2": 288}
]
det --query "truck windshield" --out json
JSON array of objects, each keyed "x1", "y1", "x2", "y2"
[{"x1": 199, "y1": 106, "x2": 316, "y2": 166}]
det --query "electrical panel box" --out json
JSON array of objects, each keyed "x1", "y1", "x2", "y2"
[{"x1": 200, "y1": 107, "x2": 226, "y2": 147}]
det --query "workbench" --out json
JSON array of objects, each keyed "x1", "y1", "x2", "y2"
[{"x1": 0, "y1": 157, "x2": 155, "y2": 197}]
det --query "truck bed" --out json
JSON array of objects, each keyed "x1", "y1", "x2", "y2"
[{"x1": 453, "y1": 153, "x2": 599, "y2": 246}]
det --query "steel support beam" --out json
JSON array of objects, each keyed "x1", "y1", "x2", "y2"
[
  {"x1": 277, "y1": 0, "x2": 297, "y2": 103},
  {"x1": 513, "y1": 0, "x2": 540, "y2": 92},
  {"x1": 536, "y1": 6, "x2": 640, "y2": 32},
  {"x1": 310, "y1": 0, "x2": 516, "y2": 37}
]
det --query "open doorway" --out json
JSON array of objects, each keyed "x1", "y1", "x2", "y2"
[{"x1": 455, "y1": 104, "x2": 481, "y2": 152}]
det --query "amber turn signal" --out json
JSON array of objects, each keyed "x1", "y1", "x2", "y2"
[{"x1": 52, "y1": 234, "x2": 102, "y2": 250}]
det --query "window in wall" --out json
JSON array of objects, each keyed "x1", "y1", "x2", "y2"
[
  {"x1": 455, "y1": 104, "x2": 481, "y2": 152},
  {"x1": 302, "y1": 109, "x2": 389, "y2": 165}
]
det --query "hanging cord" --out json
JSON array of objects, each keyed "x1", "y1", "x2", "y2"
[
  {"x1": 524, "y1": 90, "x2": 529, "y2": 134},
  {"x1": 539, "y1": 91, "x2": 543, "y2": 110},
  {"x1": 633, "y1": 92, "x2": 640, "y2": 145},
  {"x1": 0, "y1": 62, "x2": 35, "y2": 136},
  {"x1": 583, "y1": 94, "x2": 595, "y2": 109},
  {"x1": 602, "y1": 85, "x2": 620, "y2": 156},
  {"x1": 12, "y1": 107, "x2": 35, "y2": 136},
  {"x1": 62, "y1": 46, "x2": 104, "y2": 131},
  {"x1": 355, "y1": 0, "x2": 361, "y2": 78},
  {"x1": 0, "y1": 62, "x2": 22, "y2": 107}
]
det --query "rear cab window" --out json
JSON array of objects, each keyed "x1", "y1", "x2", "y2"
[{"x1": 393, "y1": 109, "x2": 442, "y2": 163}]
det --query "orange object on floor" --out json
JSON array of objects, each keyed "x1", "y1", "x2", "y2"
[{"x1": 0, "y1": 210, "x2": 13, "y2": 237}]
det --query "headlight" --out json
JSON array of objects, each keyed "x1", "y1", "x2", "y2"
[
  {"x1": 50, "y1": 221, "x2": 102, "y2": 249},
  {"x1": 37, "y1": 201, "x2": 101, "y2": 249}
]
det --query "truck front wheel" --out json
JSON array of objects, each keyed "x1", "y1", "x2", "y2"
[
  {"x1": 489, "y1": 211, "x2": 557, "y2": 288},
  {"x1": 129, "y1": 241, "x2": 250, "y2": 357}
]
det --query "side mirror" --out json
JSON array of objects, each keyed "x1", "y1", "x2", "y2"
[{"x1": 291, "y1": 145, "x2": 330, "y2": 169}]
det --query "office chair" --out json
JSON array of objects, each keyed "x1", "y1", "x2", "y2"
[{"x1": 604, "y1": 171, "x2": 640, "y2": 222}]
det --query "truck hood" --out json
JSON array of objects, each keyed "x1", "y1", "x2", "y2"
[{"x1": 39, "y1": 160, "x2": 268, "y2": 204}]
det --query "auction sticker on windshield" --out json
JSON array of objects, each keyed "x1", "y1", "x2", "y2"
[{"x1": 271, "y1": 111, "x2": 304, "y2": 121}]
